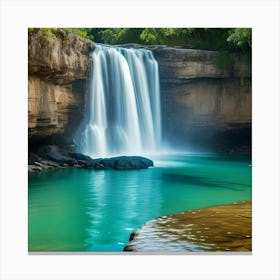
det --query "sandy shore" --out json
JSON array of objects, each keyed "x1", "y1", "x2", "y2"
[{"x1": 124, "y1": 201, "x2": 252, "y2": 252}]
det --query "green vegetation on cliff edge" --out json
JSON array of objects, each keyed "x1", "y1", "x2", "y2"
[{"x1": 28, "y1": 28, "x2": 251, "y2": 53}]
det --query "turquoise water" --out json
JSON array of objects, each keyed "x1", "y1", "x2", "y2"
[{"x1": 28, "y1": 153, "x2": 252, "y2": 252}]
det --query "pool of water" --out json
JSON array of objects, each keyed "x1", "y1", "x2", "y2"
[{"x1": 28, "y1": 153, "x2": 252, "y2": 252}]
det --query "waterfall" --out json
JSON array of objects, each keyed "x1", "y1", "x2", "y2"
[{"x1": 74, "y1": 44, "x2": 161, "y2": 158}]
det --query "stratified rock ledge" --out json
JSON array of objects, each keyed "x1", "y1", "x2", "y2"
[{"x1": 124, "y1": 201, "x2": 252, "y2": 252}]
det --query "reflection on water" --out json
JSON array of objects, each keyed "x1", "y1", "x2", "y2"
[
  {"x1": 28, "y1": 154, "x2": 251, "y2": 251},
  {"x1": 83, "y1": 170, "x2": 162, "y2": 251}
]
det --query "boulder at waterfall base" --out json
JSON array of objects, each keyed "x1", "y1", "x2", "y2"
[
  {"x1": 29, "y1": 145, "x2": 154, "y2": 171},
  {"x1": 84, "y1": 156, "x2": 154, "y2": 170}
]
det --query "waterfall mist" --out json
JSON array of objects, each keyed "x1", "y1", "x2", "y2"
[{"x1": 74, "y1": 45, "x2": 162, "y2": 158}]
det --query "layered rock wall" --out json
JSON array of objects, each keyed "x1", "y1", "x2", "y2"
[
  {"x1": 152, "y1": 47, "x2": 251, "y2": 151},
  {"x1": 28, "y1": 34, "x2": 251, "y2": 152},
  {"x1": 28, "y1": 29, "x2": 94, "y2": 146}
]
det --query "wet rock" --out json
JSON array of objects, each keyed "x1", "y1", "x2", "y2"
[
  {"x1": 68, "y1": 152, "x2": 93, "y2": 161},
  {"x1": 76, "y1": 159, "x2": 89, "y2": 167},
  {"x1": 28, "y1": 148, "x2": 154, "y2": 172},
  {"x1": 41, "y1": 160, "x2": 60, "y2": 168},
  {"x1": 123, "y1": 245, "x2": 134, "y2": 251},
  {"x1": 34, "y1": 161, "x2": 45, "y2": 168},
  {"x1": 129, "y1": 232, "x2": 137, "y2": 241},
  {"x1": 113, "y1": 156, "x2": 153, "y2": 170},
  {"x1": 83, "y1": 158, "x2": 103, "y2": 169},
  {"x1": 84, "y1": 156, "x2": 153, "y2": 170},
  {"x1": 37, "y1": 145, "x2": 77, "y2": 165},
  {"x1": 28, "y1": 165, "x2": 43, "y2": 172},
  {"x1": 28, "y1": 152, "x2": 42, "y2": 164}
]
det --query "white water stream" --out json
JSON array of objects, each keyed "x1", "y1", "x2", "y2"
[{"x1": 74, "y1": 45, "x2": 162, "y2": 158}]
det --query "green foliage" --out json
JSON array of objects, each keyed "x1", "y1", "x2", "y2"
[
  {"x1": 42, "y1": 28, "x2": 58, "y2": 41},
  {"x1": 28, "y1": 28, "x2": 58, "y2": 44},
  {"x1": 139, "y1": 28, "x2": 195, "y2": 45},
  {"x1": 94, "y1": 28, "x2": 231, "y2": 49},
  {"x1": 28, "y1": 28, "x2": 94, "y2": 41},
  {"x1": 28, "y1": 28, "x2": 252, "y2": 54},
  {"x1": 140, "y1": 29, "x2": 158, "y2": 44},
  {"x1": 91, "y1": 28, "x2": 252, "y2": 53},
  {"x1": 227, "y1": 28, "x2": 252, "y2": 50},
  {"x1": 97, "y1": 28, "x2": 142, "y2": 44},
  {"x1": 214, "y1": 53, "x2": 232, "y2": 71},
  {"x1": 97, "y1": 29, "x2": 121, "y2": 44},
  {"x1": 65, "y1": 28, "x2": 94, "y2": 40}
]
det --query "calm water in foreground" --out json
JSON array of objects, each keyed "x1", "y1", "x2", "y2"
[{"x1": 28, "y1": 153, "x2": 252, "y2": 252}]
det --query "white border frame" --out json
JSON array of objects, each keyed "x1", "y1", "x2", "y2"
[{"x1": 1, "y1": 0, "x2": 280, "y2": 279}]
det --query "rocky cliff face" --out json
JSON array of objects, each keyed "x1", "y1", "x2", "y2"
[
  {"x1": 28, "y1": 34, "x2": 251, "y2": 153},
  {"x1": 28, "y1": 29, "x2": 94, "y2": 146},
  {"x1": 152, "y1": 47, "x2": 251, "y2": 152}
]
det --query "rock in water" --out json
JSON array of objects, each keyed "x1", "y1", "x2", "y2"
[
  {"x1": 85, "y1": 156, "x2": 153, "y2": 170},
  {"x1": 29, "y1": 146, "x2": 154, "y2": 171}
]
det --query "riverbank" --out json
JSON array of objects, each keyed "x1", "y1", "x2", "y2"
[{"x1": 124, "y1": 200, "x2": 252, "y2": 252}]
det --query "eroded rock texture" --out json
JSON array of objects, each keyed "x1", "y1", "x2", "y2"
[
  {"x1": 28, "y1": 29, "x2": 95, "y2": 146},
  {"x1": 152, "y1": 47, "x2": 251, "y2": 152},
  {"x1": 28, "y1": 36, "x2": 251, "y2": 154}
]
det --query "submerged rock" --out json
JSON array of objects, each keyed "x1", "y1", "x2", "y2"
[{"x1": 124, "y1": 201, "x2": 252, "y2": 252}]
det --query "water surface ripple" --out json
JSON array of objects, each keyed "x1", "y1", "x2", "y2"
[{"x1": 28, "y1": 154, "x2": 251, "y2": 252}]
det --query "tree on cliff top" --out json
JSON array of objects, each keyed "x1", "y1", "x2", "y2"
[
  {"x1": 90, "y1": 28, "x2": 251, "y2": 52},
  {"x1": 227, "y1": 28, "x2": 252, "y2": 50},
  {"x1": 28, "y1": 28, "x2": 252, "y2": 53}
]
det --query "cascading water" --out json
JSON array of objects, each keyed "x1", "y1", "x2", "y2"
[{"x1": 74, "y1": 44, "x2": 162, "y2": 158}]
